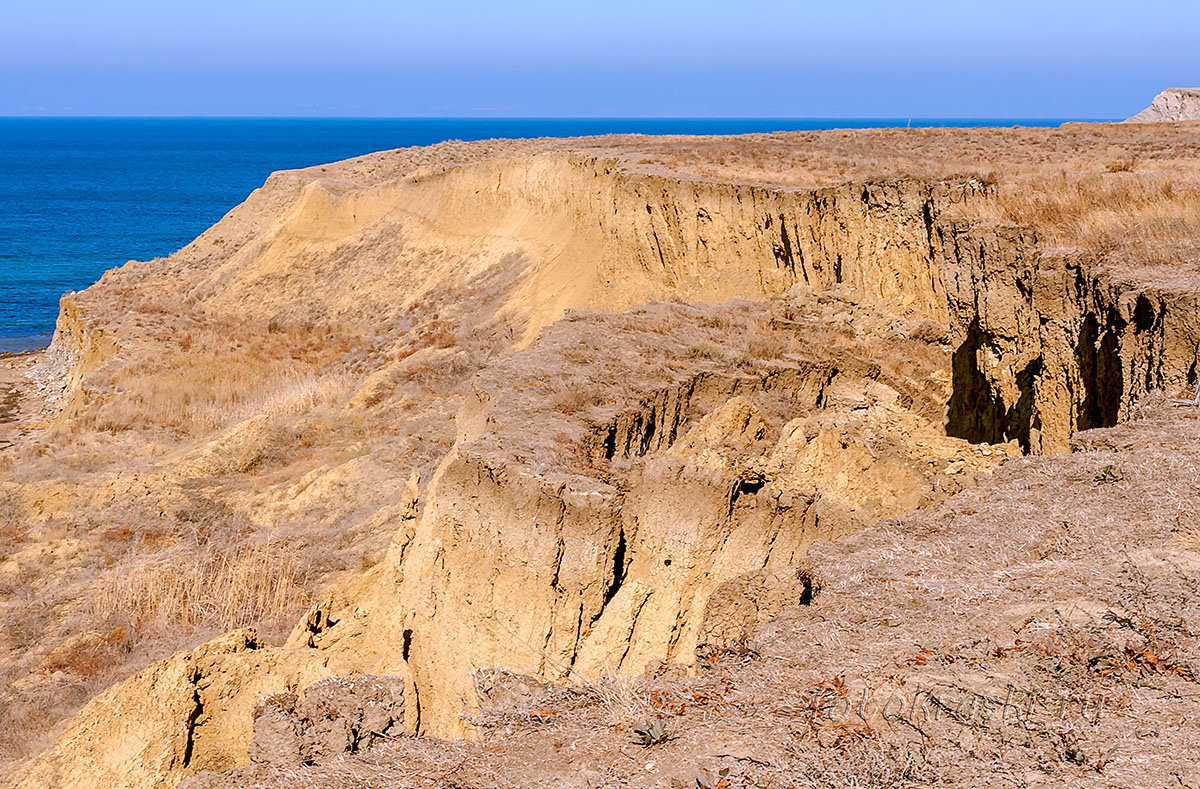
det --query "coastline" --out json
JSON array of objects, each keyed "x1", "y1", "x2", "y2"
[{"x1": 0, "y1": 334, "x2": 51, "y2": 354}]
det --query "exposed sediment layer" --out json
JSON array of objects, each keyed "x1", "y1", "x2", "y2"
[
  {"x1": 78, "y1": 148, "x2": 1199, "y2": 452},
  {"x1": 217, "y1": 153, "x2": 1200, "y2": 450}
]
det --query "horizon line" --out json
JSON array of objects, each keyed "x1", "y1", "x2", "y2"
[{"x1": 0, "y1": 114, "x2": 1117, "y2": 121}]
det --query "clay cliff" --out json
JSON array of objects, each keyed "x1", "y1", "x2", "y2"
[{"x1": 3, "y1": 123, "x2": 1200, "y2": 788}]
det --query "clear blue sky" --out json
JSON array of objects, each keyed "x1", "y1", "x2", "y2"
[{"x1": 2, "y1": 0, "x2": 1197, "y2": 117}]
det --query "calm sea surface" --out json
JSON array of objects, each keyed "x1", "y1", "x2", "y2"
[{"x1": 0, "y1": 117, "x2": 1099, "y2": 351}]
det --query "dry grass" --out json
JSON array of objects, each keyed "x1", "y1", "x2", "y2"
[
  {"x1": 626, "y1": 122, "x2": 1200, "y2": 188},
  {"x1": 86, "y1": 538, "x2": 311, "y2": 636},
  {"x1": 968, "y1": 168, "x2": 1200, "y2": 268},
  {"x1": 0, "y1": 498, "x2": 317, "y2": 765},
  {"x1": 627, "y1": 122, "x2": 1200, "y2": 280},
  {"x1": 77, "y1": 320, "x2": 361, "y2": 437}
]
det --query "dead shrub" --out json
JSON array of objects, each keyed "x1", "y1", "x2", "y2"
[
  {"x1": 0, "y1": 491, "x2": 22, "y2": 550},
  {"x1": 745, "y1": 334, "x2": 790, "y2": 360},
  {"x1": 554, "y1": 389, "x2": 591, "y2": 415},
  {"x1": 39, "y1": 628, "x2": 128, "y2": 679}
]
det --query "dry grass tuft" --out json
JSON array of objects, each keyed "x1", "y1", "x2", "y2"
[
  {"x1": 87, "y1": 539, "x2": 311, "y2": 636},
  {"x1": 687, "y1": 341, "x2": 727, "y2": 361},
  {"x1": 989, "y1": 170, "x2": 1200, "y2": 263}
]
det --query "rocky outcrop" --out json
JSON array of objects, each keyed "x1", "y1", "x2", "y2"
[
  {"x1": 28, "y1": 293, "x2": 116, "y2": 415},
  {"x1": 938, "y1": 222, "x2": 1200, "y2": 452},
  {"x1": 278, "y1": 301, "x2": 1014, "y2": 739},
  {"x1": 1126, "y1": 88, "x2": 1200, "y2": 122}
]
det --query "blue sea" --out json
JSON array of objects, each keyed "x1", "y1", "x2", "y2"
[{"x1": 0, "y1": 117, "x2": 1098, "y2": 352}]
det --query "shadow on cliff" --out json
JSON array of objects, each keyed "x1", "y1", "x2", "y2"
[
  {"x1": 945, "y1": 318, "x2": 1041, "y2": 453},
  {"x1": 947, "y1": 309, "x2": 1130, "y2": 452},
  {"x1": 1077, "y1": 311, "x2": 1124, "y2": 432}
]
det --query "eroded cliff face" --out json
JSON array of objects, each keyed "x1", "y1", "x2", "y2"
[
  {"x1": 279, "y1": 158, "x2": 1200, "y2": 743},
  {"x1": 11, "y1": 137, "x2": 1200, "y2": 787},
  {"x1": 156, "y1": 150, "x2": 1199, "y2": 456},
  {"x1": 281, "y1": 297, "x2": 1013, "y2": 738},
  {"x1": 391, "y1": 154, "x2": 961, "y2": 333},
  {"x1": 29, "y1": 294, "x2": 117, "y2": 417},
  {"x1": 147, "y1": 151, "x2": 964, "y2": 340},
  {"x1": 10, "y1": 629, "x2": 362, "y2": 789},
  {"x1": 938, "y1": 221, "x2": 1200, "y2": 452}
]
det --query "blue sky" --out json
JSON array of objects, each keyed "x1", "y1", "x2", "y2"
[{"x1": 2, "y1": 0, "x2": 1198, "y2": 117}]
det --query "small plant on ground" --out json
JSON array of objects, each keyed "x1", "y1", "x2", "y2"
[
  {"x1": 696, "y1": 630, "x2": 761, "y2": 668},
  {"x1": 1094, "y1": 464, "x2": 1123, "y2": 483},
  {"x1": 687, "y1": 341, "x2": 726, "y2": 361},
  {"x1": 696, "y1": 767, "x2": 731, "y2": 788},
  {"x1": 633, "y1": 718, "x2": 670, "y2": 745}
]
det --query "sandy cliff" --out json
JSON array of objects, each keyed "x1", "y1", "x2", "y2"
[{"x1": 4, "y1": 123, "x2": 1200, "y2": 787}]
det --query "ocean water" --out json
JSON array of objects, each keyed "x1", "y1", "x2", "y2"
[{"x1": 0, "y1": 117, "x2": 1097, "y2": 351}]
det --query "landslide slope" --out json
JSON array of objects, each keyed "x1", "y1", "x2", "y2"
[{"x1": 4, "y1": 123, "x2": 1200, "y2": 787}]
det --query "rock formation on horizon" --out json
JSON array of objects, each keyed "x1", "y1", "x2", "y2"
[{"x1": 1126, "y1": 87, "x2": 1200, "y2": 122}]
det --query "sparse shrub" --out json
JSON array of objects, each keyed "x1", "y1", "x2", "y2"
[
  {"x1": 562, "y1": 346, "x2": 596, "y2": 366},
  {"x1": 729, "y1": 351, "x2": 754, "y2": 369},
  {"x1": 87, "y1": 539, "x2": 311, "y2": 636},
  {"x1": 697, "y1": 631, "x2": 761, "y2": 668},
  {"x1": 906, "y1": 319, "x2": 951, "y2": 345},
  {"x1": 687, "y1": 341, "x2": 726, "y2": 361},
  {"x1": 1052, "y1": 727, "x2": 1118, "y2": 770},
  {"x1": 699, "y1": 315, "x2": 735, "y2": 332},
  {"x1": 39, "y1": 628, "x2": 127, "y2": 679},
  {"x1": 633, "y1": 718, "x2": 670, "y2": 745},
  {"x1": 100, "y1": 523, "x2": 134, "y2": 543},
  {"x1": 0, "y1": 489, "x2": 23, "y2": 549},
  {"x1": 554, "y1": 389, "x2": 591, "y2": 414},
  {"x1": 555, "y1": 384, "x2": 613, "y2": 415},
  {"x1": 416, "y1": 318, "x2": 458, "y2": 350},
  {"x1": 745, "y1": 335, "x2": 790, "y2": 360}
]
